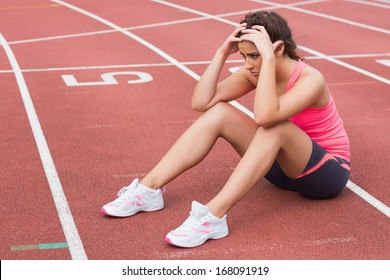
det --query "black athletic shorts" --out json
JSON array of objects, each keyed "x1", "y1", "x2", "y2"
[{"x1": 265, "y1": 139, "x2": 350, "y2": 199}]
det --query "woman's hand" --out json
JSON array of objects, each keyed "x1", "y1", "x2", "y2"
[
  {"x1": 240, "y1": 25, "x2": 283, "y2": 59},
  {"x1": 218, "y1": 23, "x2": 247, "y2": 56}
]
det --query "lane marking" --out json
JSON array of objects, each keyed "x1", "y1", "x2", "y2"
[
  {"x1": 300, "y1": 46, "x2": 390, "y2": 84},
  {"x1": 152, "y1": 0, "x2": 329, "y2": 16},
  {"x1": 347, "y1": 180, "x2": 390, "y2": 218},
  {"x1": 251, "y1": 0, "x2": 390, "y2": 35},
  {"x1": 376, "y1": 59, "x2": 390, "y2": 67},
  {"x1": 310, "y1": 52, "x2": 390, "y2": 59},
  {"x1": 1, "y1": 52, "x2": 390, "y2": 74},
  {"x1": 347, "y1": 0, "x2": 390, "y2": 8},
  {"x1": 10, "y1": 242, "x2": 69, "y2": 251},
  {"x1": 0, "y1": 33, "x2": 87, "y2": 260},
  {"x1": 151, "y1": 0, "x2": 327, "y2": 20}
]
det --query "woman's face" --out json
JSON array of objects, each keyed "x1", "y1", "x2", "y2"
[{"x1": 238, "y1": 40, "x2": 261, "y2": 78}]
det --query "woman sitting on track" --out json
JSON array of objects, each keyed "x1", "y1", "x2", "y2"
[{"x1": 101, "y1": 10, "x2": 351, "y2": 248}]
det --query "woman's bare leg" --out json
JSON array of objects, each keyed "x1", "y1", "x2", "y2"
[
  {"x1": 206, "y1": 121, "x2": 313, "y2": 218},
  {"x1": 141, "y1": 103, "x2": 259, "y2": 189}
]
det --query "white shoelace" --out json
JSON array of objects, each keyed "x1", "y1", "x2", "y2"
[
  {"x1": 116, "y1": 186, "x2": 136, "y2": 201},
  {"x1": 180, "y1": 214, "x2": 202, "y2": 231}
]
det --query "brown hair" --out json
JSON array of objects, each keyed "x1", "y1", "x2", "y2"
[{"x1": 237, "y1": 11, "x2": 301, "y2": 60}]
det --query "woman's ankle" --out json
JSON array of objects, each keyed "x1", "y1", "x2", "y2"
[{"x1": 140, "y1": 177, "x2": 160, "y2": 190}]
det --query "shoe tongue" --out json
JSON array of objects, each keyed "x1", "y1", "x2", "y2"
[{"x1": 191, "y1": 201, "x2": 209, "y2": 219}]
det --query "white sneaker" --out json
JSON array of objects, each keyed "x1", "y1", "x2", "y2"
[
  {"x1": 101, "y1": 179, "x2": 164, "y2": 217},
  {"x1": 165, "y1": 201, "x2": 229, "y2": 248}
]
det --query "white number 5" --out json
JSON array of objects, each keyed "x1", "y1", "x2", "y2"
[{"x1": 62, "y1": 71, "x2": 153, "y2": 87}]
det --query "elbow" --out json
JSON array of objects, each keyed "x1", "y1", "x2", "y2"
[
  {"x1": 254, "y1": 113, "x2": 275, "y2": 128},
  {"x1": 191, "y1": 95, "x2": 215, "y2": 112},
  {"x1": 255, "y1": 118, "x2": 272, "y2": 128},
  {"x1": 191, "y1": 99, "x2": 207, "y2": 112}
]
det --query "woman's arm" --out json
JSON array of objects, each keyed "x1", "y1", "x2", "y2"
[
  {"x1": 255, "y1": 59, "x2": 325, "y2": 127},
  {"x1": 191, "y1": 49, "x2": 229, "y2": 111}
]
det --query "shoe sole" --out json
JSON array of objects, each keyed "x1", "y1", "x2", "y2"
[
  {"x1": 100, "y1": 202, "x2": 164, "y2": 217},
  {"x1": 164, "y1": 230, "x2": 229, "y2": 248}
]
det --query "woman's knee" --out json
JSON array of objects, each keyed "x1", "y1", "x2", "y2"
[
  {"x1": 254, "y1": 121, "x2": 290, "y2": 142},
  {"x1": 195, "y1": 103, "x2": 258, "y2": 154},
  {"x1": 196, "y1": 102, "x2": 240, "y2": 130}
]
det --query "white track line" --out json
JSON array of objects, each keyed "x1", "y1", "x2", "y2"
[
  {"x1": 51, "y1": 0, "x2": 390, "y2": 218},
  {"x1": 251, "y1": 0, "x2": 390, "y2": 35},
  {"x1": 347, "y1": 181, "x2": 390, "y2": 218},
  {"x1": 0, "y1": 33, "x2": 88, "y2": 260},
  {"x1": 346, "y1": 0, "x2": 390, "y2": 9},
  {"x1": 2, "y1": 52, "x2": 390, "y2": 74},
  {"x1": 300, "y1": 46, "x2": 390, "y2": 84}
]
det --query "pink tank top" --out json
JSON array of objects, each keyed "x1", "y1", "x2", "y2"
[{"x1": 288, "y1": 60, "x2": 351, "y2": 162}]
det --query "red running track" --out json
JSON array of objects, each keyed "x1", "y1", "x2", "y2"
[{"x1": 0, "y1": 0, "x2": 390, "y2": 261}]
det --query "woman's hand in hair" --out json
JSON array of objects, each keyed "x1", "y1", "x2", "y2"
[
  {"x1": 218, "y1": 23, "x2": 247, "y2": 56},
  {"x1": 240, "y1": 25, "x2": 283, "y2": 59}
]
